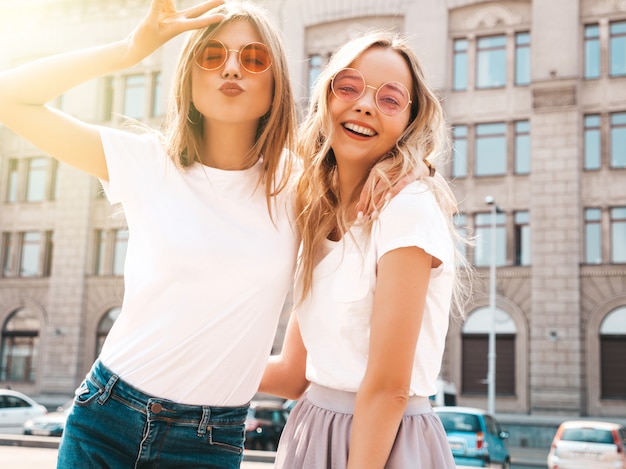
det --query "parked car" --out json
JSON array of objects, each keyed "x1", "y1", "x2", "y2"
[
  {"x1": 244, "y1": 400, "x2": 289, "y2": 451},
  {"x1": 434, "y1": 406, "x2": 511, "y2": 468},
  {"x1": 23, "y1": 400, "x2": 72, "y2": 437},
  {"x1": 547, "y1": 420, "x2": 626, "y2": 469},
  {"x1": 0, "y1": 389, "x2": 47, "y2": 434}
]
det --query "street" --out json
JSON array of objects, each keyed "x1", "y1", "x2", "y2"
[{"x1": 0, "y1": 445, "x2": 547, "y2": 469}]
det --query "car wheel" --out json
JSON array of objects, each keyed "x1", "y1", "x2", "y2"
[
  {"x1": 265, "y1": 440, "x2": 277, "y2": 452},
  {"x1": 501, "y1": 459, "x2": 510, "y2": 469}
]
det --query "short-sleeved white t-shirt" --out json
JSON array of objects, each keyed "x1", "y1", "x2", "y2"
[
  {"x1": 296, "y1": 181, "x2": 454, "y2": 397},
  {"x1": 97, "y1": 127, "x2": 299, "y2": 406}
]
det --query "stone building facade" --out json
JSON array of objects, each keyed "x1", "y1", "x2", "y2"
[{"x1": 0, "y1": 0, "x2": 625, "y2": 418}]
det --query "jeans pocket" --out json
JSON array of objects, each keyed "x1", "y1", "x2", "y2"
[
  {"x1": 209, "y1": 424, "x2": 245, "y2": 455},
  {"x1": 73, "y1": 377, "x2": 102, "y2": 407}
]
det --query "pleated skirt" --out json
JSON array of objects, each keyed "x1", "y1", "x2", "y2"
[{"x1": 274, "y1": 384, "x2": 456, "y2": 469}]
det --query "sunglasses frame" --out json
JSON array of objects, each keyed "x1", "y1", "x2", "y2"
[
  {"x1": 194, "y1": 39, "x2": 273, "y2": 74},
  {"x1": 331, "y1": 68, "x2": 413, "y2": 116}
]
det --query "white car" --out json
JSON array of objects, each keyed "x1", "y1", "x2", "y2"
[
  {"x1": 0, "y1": 389, "x2": 48, "y2": 434},
  {"x1": 548, "y1": 420, "x2": 626, "y2": 469}
]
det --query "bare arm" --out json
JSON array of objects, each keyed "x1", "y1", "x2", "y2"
[
  {"x1": 259, "y1": 312, "x2": 309, "y2": 400},
  {"x1": 0, "y1": 0, "x2": 224, "y2": 180},
  {"x1": 347, "y1": 246, "x2": 433, "y2": 469}
]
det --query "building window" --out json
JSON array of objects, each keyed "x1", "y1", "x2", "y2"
[
  {"x1": 4, "y1": 157, "x2": 57, "y2": 203},
  {"x1": 1, "y1": 231, "x2": 52, "y2": 278},
  {"x1": 611, "y1": 207, "x2": 626, "y2": 263},
  {"x1": 95, "y1": 307, "x2": 121, "y2": 358},
  {"x1": 453, "y1": 39, "x2": 468, "y2": 91},
  {"x1": 454, "y1": 213, "x2": 468, "y2": 260},
  {"x1": 475, "y1": 122, "x2": 506, "y2": 176},
  {"x1": 151, "y1": 72, "x2": 162, "y2": 118},
  {"x1": 0, "y1": 308, "x2": 40, "y2": 383},
  {"x1": 600, "y1": 307, "x2": 626, "y2": 399},
  {"x1": 514, "y1": 120, "x2": 530, "y2": 174},
  {"x1": 584, "y1": 114, "x2": 602, "y2": 170},
  {"x1": 474, "y1": 212, "x2": 506, "y2": 267},
  {"x1": 94, "y1": 230, "x2": 106, "y2": 275},
  {"x1": 585, "y1": 24, "x2": 601, "y2": 79},
  {"x1": 585, "y1": 208, "x2": 603, "y2": 264},
  {"x1": 6, "y1": 159, "x2": 19, "y2": 203},
  {"x1": 452, "y1": 125, "x2": 468, "y2": 177},
  {"x1": 461, "y1": 307, "x2": 516, "y2": 396},
  {"x1": 514, "y1": 211, "x2": 530, "y2": 266},
  {"x1": 610, "y1": 112, "x2": 626, "y2": 168},
  {"x1": 515, "y1": 32, "x2": 530, "y2": 86},
  {"x1": 112, "y1": 229, "x2": 129, "y2": 275},
  {"x1": 308, "y1": 54, "x2": 324, "y2": 96},
  {"x1": 476, "y1": 35, "x2": 506, "y2": 89},
  {"x1": 123, "y1": 74, "x2": 146, "y2": 120},
  {"x1": 610, "y1": 21, "x2": 626, "y2": 77}
]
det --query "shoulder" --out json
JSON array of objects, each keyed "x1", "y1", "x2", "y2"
[{"x1": 379, "y1": 180, "x2": 442, "y2": 222}]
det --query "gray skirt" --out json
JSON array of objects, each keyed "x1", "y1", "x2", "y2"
[{"x1": 275, "y1": 384, "x2": 456, "y2": 469}]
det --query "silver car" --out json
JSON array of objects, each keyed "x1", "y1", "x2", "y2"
[
  {"x1": 548, "y1": 420, "x2": 626, "y2": 469},
  {"x1": 0, "y1": 389, "x2": 47, "y2": 434}
]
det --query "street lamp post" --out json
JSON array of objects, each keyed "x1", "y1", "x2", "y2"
[{"x1": 485, "y1": 196, "x2": 498, "y2": 416}]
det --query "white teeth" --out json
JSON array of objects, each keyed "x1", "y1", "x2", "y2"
[{"x1": 344, "y1": 122, "x2": 375, "y2": 136}]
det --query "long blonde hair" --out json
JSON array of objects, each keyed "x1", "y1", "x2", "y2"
[
  {"x1": 163, "y1": 1, "x2": 296, "y2": 211},
  {"x1": 296, "y1": 31, "x2": 472, "y2": 314}
]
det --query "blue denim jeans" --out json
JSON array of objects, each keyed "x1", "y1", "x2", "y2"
[{"x1": 57, "y1": 360, "x2": 248, "y2": 469}]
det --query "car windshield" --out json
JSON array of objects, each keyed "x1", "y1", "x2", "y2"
[
  {"x1": 439, "y1": 413, "x2": 481, "y2": 433},
  {"x1": 561, "y1": 428, "x2": 614, "y2": 444}
]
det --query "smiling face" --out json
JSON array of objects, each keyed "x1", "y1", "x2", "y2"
[
  {"x1": 191, "y1": 19, "x2": 274, "y2": 127},
  {"x1": 328, "y1": 46, "x2": 413, "y2": 174}
]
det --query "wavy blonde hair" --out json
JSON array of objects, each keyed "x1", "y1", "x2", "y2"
[
  {"x1": 163, "y1": 1, "x2": 296, "y2": 212},
  {"x1": 296, "y1": 31, "x2": 472, "y2": 314}
]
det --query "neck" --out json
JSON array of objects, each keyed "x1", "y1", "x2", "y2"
[
  {"x1": 336, "y1": 162, "x2": 369, "y2": 220},
  {"x1": 200, "y1": 120, "x2": 259, "y2": 170}
]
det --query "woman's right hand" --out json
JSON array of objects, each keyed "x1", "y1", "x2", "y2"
[{"x1": 126, "y1": 0, "x2": 225, "y2": 63}]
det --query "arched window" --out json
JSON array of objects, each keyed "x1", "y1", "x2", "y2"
[
  {"x1": 461, "y1": 307, "x2": 516, "y2": 396},
  {"x1": 600, "y1": 306, "x2": 626, "y2": 399},
  {"x1": 0, "y1": 308, "x2": 41, "y2": 382},
  {"x1": 95, "y1": 307, "x2": 121, "y2": 358}
]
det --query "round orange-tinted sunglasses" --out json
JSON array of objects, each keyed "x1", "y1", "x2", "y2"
[{"x1": 195, "y1": 39, "x2": 272, "y2": 74}]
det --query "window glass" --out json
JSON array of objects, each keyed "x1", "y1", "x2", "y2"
[
  {"x1": 515, "y1": 211, "x2": 530, "y2": 266},
  {"x1": 25, "y1": 157, "x2": 47, "y2": 202},
  {"x1": 611, "y1": 207, "x2": 626, "y2": 263},
  {"x1": 474, "y1": 212, "x2": 506, "y2": 267},
  {"x1": 123, "y1": 74, "x2": 146, "y2": 120},
  {"x1": 515, "y1": 32, "x2": 530, "y2": 85},
  {"x1": 476, "y1": 35, "x2": 506, "y2": 88},
  {"x1": 308, "y1": 54, "x2": 323, "y2": 96},
  {"x1": 610, "y1": 21, "x2": 626, "y2": 77},
  {"x1": 514, "y1": 120, "x2": 530, "y2": 174},
  {"x1": 20, "y1": 232, "x2": 41, "y2": 277},
  {"x1": 94, "y1": 230, "x2": 106, "y2": 275},
  {"x1": 0, "y1": 308, "x2": 40, "y2": 382},
  {"x1": 2, "y1": 233, "x2": 13, "y2": 277},
  {"x1": 7, "y1": 159, "x2": 19, "y2": 203},
  {"x1": 453, "y1": 39, "x2": 468, "y2": 91},
  {"x1": 585, "y1": 208, "x2": 602, "y2": 264},
  {"x1": 584, "y1": 115, "x2": 601, "y2": 170},
  {"x1": 610, "y1": 112, "x2": 626, "y2": 168},
  {"x1": 585, "y1": 25, "x2": 601, "y2": 79},
  {"x1": 454, "y1": 213, "x2": 468, "y2": 259},
  {"x1": 453, "y1": 125, "x2": 468, "y2": 177},
  {"x1": 475, "y1": 123, "x2": 507, "y2": 176},
  {"x1": 113, "y1": 229, "x2": 129, "y2": 275},
  {"x1": 96, "y1": 307, "x2": 121, "y2": 357},
  {"x1": 151, "y1": 72, "x2": 162, "y2": 117}
]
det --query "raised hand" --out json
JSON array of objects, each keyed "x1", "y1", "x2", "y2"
[{"x1": 127, "y1": 0, "x2": 225, "y2": 61}]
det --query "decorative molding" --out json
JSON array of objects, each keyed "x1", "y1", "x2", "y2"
[
  {"x1": 584, "y1": 0, "x2": 626, "y2": 16},
  {"x1": 532, "y1": 84, "x2": 577, "y2": 111},
  {"x1": 299, "y1": 0, "x2": 410, "y2": 27}
]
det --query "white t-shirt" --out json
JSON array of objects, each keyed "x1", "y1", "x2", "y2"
[
  {"x1": 296, "y1": 181, "x2": 454, "y2": 397},
  {"x1": 97, "y1": 127, "x2": 299, "y2": 406}
]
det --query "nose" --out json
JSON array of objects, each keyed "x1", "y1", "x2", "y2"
[
  {"x1": 221, "y1": 49, "x2": 241, "y2": 79},
  {"x1": 354, "y1": 85, "x2": 378, "y2": 115}
]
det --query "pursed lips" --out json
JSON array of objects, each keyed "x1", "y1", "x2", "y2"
[{"x1": 219, "y1": 82, "x2": 244, "y2": 97}]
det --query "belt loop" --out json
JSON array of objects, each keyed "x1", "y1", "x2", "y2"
[
  {"x1": 197, "y1": 406, "x2": 211, "y2": 437},
  {"x1": 97, "y1": 373, "x2": 119, "y2": 405}
]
